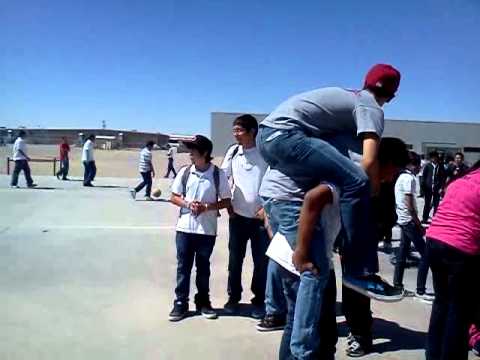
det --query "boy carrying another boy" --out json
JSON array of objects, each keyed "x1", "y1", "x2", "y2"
[
  {"x1": 168, "y1": 135, "x2": 231, "y2": 321},
  {"x1": 261, "y1": 137, "x2": 408, "y2": 359}
]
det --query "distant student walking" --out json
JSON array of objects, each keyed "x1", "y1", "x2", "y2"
[
  {"x1": 130, "y1": 141, "x2": 156, "y2": 200},
  {"x1": 165, "y1": 146, "x2": 177, "y2": 178},
  {"x1": 10, "y1": 130, "x2": 37, "y2": 188},
  {"x1": 82, "y1": 134, "x2": 96, "y2": 187},
  {"x1": 56, "y1": 137, "x2": 70, "y2": 180}
]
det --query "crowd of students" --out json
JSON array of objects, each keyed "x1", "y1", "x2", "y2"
[
  {"x1": 7, "y1": 63, "x2": 479, "y2": 359},
  {"x1": 164, "y1": 64, "x2": 479, "y2": 359}
]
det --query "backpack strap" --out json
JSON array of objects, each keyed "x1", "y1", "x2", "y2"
[
  {"x1": 213, "y1": 165, "x2": 221, "y2": 217},
  {"x1": 229, "y1": 144, "x2": 240, "y2": 160},
  {"x1": 181, "y1": 165, "x2": 192, "y2": 197}
]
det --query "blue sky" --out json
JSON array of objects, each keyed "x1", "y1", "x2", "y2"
[{"x1": 1, "y1": 0, "x2": 480, "y2": 135}]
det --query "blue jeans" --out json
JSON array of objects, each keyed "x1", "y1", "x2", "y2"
[
  {"x1": 83, "y1": 161, "x2": 96, "y2": 185},
  {"x1": 263, "y1": 198, "x2": 287, "y2": 316},
  {"x1": 227, "y1": 214, "x2": 270, "y2": 305},
  {"x1": 257, "y1": 126, "x2": 378, "y2": 276},
  {"x1": 135, "y1": 171, "x2": 153, "y2": 197},
  {"x1": 394, "y1": 221, "x2": 430, "y2": 293},
  {"x1": 174, "y1": 231, "x2": 216, "y2": 306},
  {"x1": 57, "y1": 159, "x2": 69, "y2": 179},
  {"x1": 10, "y1": 160, "x2": 34, "y2": 186},
  {"x1": 266, "y1": 199, "x2": 336, "y2": 360}
]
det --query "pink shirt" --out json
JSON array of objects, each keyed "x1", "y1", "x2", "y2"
[{"x1": 426, "y1": 168, "x2": 480, "y2": 255}]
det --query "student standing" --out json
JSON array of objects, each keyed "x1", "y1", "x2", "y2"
[
  {"x1": 168, "y1": 135, "x2": 231, "y2": 322},
  {"x1": 421, "y1": 151, "x2": 446, "y2": 223},
  {"x1": 425, "y1": 160, "x2": 480, "y2": 360},
  {"x1": 393, "y1": 151, "x2": 434, "y2": 302},
  {"x1": 221, "y1": 114, "x2": 269, "y2": 319},
  {"x1": 56, "y1": 137, "x2": 70, "y2": 180}
]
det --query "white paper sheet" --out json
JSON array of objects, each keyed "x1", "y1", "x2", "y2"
[{"x1": 266, "y1": 232, "x2": 300, "y2": 276}]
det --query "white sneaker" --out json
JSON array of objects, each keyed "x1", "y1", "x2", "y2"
[
  {"x1": 129, "y1": 189, "x2": 136, "y2": 200},
  {"x1": 415, "y1": 291, "x2": 435, "y2": 304},
  {"x1": 10, "y1": 185, "x2": 20, "y2": 188}
]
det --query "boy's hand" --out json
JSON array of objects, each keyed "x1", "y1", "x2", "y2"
[
  {"x1": 292, "y1": 249, "x2": 318, "y2": 275},
  {"x1": 255, "y1": 208, "x2": 265, "y2": 221},
  {"x1": 190, "y1": 201, "x2": 207, "y2": 216}
]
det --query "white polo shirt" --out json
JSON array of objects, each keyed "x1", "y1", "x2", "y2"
[
  {"x1": 12, "y1": 137, "x2": 28, "y2": 160},
  {"x1": 395, "y1": 170, "x2": 418, "y2": 225},
  {"x1": 82, "y1": 140, "x2": 94, "y2": 162},
  {"x1": 171, "y1": 164, "x2": 231, "y2": 236},
  {"x1": 221, "y1": 145, "x2": 268, "y2": 218}
]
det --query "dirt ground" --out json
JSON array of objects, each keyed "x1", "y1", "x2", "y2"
[{"x1": 0, "y1": 144, "x2": 224, "y2": 179}]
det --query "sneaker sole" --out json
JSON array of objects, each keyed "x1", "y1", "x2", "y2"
[
  {"x1": 256, "y1": 325, "x2": 285, "y2": 332},
  {"x1": 342, "y1": 280, "x2": 404, "y2": 303},
  {"x1": 168, "y1": 314, "x2": 187, "y2": 322},
  {"x1": 202, "y1": 312, "x2": 218, "y2": 320}
]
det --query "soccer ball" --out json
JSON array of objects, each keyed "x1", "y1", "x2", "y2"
[{"x1": 152, "y1": 188, "x2": 162, "y2": 198}]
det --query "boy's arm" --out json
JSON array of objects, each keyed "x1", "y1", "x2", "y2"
[
  {"x1": 170, "y1": 193, "x2": 190, "y2": 209},
  {"x1": 405, "y1": 194, "x2": 424, "y2": 232},
  {"x1": 292, "y1": 184, "x2": 333, "y2": 274},
  {"x1": 361, "y1": 133, "x2": 380, "y2": 196}
]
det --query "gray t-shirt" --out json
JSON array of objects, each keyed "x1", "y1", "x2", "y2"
[
  {"x1": 261, "y1": 87, "x2": 384, "y2": 138},
  {"x1": 259, "y1": 168, "x2": 305, "y2": 202}
]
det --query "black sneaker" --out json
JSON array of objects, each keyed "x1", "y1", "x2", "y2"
[
  {"x1": 168, "y1": 300, "x2": 188, "y2": 322},
  {"x1": 251, "y1": 305, "x2": 265, "y2": 320},
  {"x1": 223, "y1": 299, "x2": 240, "y2": 314},
  {"x1": 27, "y1": 183, "x2": 38, "y2": 188},
  {"x1": 256, "y1": 314, "x2": 286, "y2": 332},
  {"x1": 343, "y1": 274, "x2": 404, "y2": 302},
  {"x1": 197, "y1": 302, "x2": 218, "y2": 320},
  {"x1": 345, "y1": 334, "x2": 372, "y2": 357}
]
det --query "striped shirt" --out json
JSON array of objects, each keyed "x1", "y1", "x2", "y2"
[{"x1": 139, "y1": 147, "x2": 152, "y2": 172}]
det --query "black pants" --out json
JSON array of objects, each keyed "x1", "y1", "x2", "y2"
[
  {"x1": 134, "y1": 171, "x2": 152, "y2": 196},
  {"x1": 56, "y1": 159, "x2": 69, "y2": 179},
  {"x1": 10, "y1": 160, "x2": 34, "y2": 186},
  {"x1": 174, "y1": 231, "x2": 216, "y2": 306},
  {"x1": 342, "y1": 283, "x2": 372, "y2": 340},
  {"x1": 423, "y1": 189, "x2": 440, "y2": 222},
  {"x1": 165, "y1": 158, "x2": 177, "y2": 178},
  {"x1": 83, "y1": 161, "x2": 96, "y2": 185},
  {"x1": 393, "y1": 221, "x2": 430, "y2": 293},
  {"x1": 426, "y1": 238, "x2": 480, "y2": 360},
  {"x1": 227, "y1": 214, "x2": 270, "y2": 305}
]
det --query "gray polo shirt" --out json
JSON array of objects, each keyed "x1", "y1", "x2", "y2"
[{"x1": 261, "y1": 87, "x2": 384, "y2": 139}]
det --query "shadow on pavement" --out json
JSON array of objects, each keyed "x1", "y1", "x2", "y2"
[
  {"x1": 338, "y1": 317, "x2": 427, "y2": 354},
  {"x1": 215, "y1": 303, "x2": 259, "y2": 319},
  {"x1": 90, "y1": 185, "x2": 129, "y2": 189},
  {"x1": 29, "y1": 186, "x2": 59, "y2": 190}
]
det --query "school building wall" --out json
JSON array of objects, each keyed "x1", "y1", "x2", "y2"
[
  {"x1": 0, "y1": 128, "x2": 169, "y2": 149},
  {"x1": 211, "y1": 112, "x2": 480, "y2": 164}
]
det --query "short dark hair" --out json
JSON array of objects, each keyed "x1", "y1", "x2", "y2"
[
  {"x1": 378, "y1": 137, "x2": 409, "y2": 168},
  {"x1": 407, "y1": 151, "x2": 421, "y2": 167},
  {"x1": 455, "y1": 152, "x2": 464, "y2": 159},
  {"x1": 429, "y1": 151, "x2": 439, "y2": 159},
  {"x1": 146, "y1": 141, "x2": 155, "y2": 148},
  {"x1": 233, "y1": 114, "x2": 259, "y2": 137},
  {"x1": 19, "y1": 130, "x2": 26, "y2": 137},
  {"x1": 88, "y1": 134, "x2": 95, "y2": 140}
]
